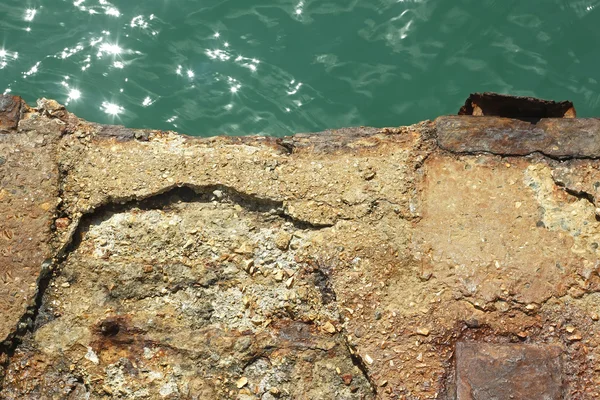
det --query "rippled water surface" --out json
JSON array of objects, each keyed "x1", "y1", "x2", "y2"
[{"x1": 1, "y1": 0, "x2": 599, "y2": 136}]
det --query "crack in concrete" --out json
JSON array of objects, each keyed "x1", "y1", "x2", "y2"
[
  {"x1": 343, "y1": 335, "x2": 378, "y2": 396},
  {"x1": 436, "y1": 144, "x2": 600, "y2": 162},
  {"x1": 307, "y1": 255, "x2": 376, "y2": 396},
  {"x1": 558, "y1": 185, "x2": 597, "y2": 208}
]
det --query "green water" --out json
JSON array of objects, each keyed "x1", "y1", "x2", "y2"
[{"x1": 1, "y1": 0, "x2": 599, "y2": 136}]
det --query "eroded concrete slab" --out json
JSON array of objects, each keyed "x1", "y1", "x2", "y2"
[{"x1": 1, "y1": 94, "x2": 600, "y2": 399}]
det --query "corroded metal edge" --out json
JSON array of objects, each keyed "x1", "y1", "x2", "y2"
[
  {"x1": 0, "y1": 95, "x2": 25, "y2": 132},
  {"x1": 436, "y1": 115, "x2": 600, "y2": 159}
]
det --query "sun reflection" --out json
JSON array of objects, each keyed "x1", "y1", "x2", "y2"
[
  {"x1": 68, "y1": 89, "x2": 81, "y2": 101},
  {"x1": 235, "y1": 56, "x2": 260, "y2": 72},
  {"x1": 187, "y1": 69, "x2": 194, "y2": 78},
  {"x1": 142, "y1": 96, "x2": 155, "y2": 107},
  {"x1": 226, "y1": 76, "x2": 242, "y2": 94},
  {"x1": 23, "y1": 61, "x2": 41, "y2": 77},
  {"x1": 0, "y1": 49, "x2": 6, "y2": 58},
  {"x1": 101, "y1": 101, "x2": 124, "y2": 116},
  {"x1": 286, "y1": 81, "x2": 302, "y2": 95},
  {"x1": 81, "y1": 55, "x2": 91, "y2": 70},
  {"x1": 90, "y1": 36, "x2": 103, "y2": 46},
  {"x1": 60, "y1": 44, "x2": 84, "y2": 59},
  {"x1": 104, "y1": 7, "x2": 120, "y2": 17},
  {"x1": 24, "y1": 9, "x2": 37, "y2": 22},
  {"x1": 131, "y1": 16, "x2": 149, "y2": 28},
  {"x1": 97, "y1": 43, "x2": 122, "y2": 56},
  {"x1": 206, "y1": 49, "x2": 231, "y2": 61},
  {"x1": 166, "y1": 115, "x2": 178, "y2": 127}
]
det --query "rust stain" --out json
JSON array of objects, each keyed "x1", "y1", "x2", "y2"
[
  {"x1": 0, "y1": 95, "x2": 23, "y2": 132},
  {"x1": 436, "y1": 116, "x2": 600, "y2": 159}
]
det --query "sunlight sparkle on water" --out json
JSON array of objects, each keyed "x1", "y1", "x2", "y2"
[
  {"x1": 0, "y1": 49, "x2": 6, "y2": 58},
  {"x1": 98, "y1": 43, "x2": 122, "y2": 56},
  {"x1": 287, "y1": 82, "x2": 302, "y2": 95},
  {"x1": 187, "y1": 69, "x2": 194, "y2": 78},
  {"x1": 68, "y1": 89, "x2": 81, "y2": 100},
  {"x1": 23, "y1": 61, "x2": 41, "y2": 77},
  {"x1": 24, "y1": 9, "x2": 37, "y2": 22},
  {"x1": 206, "y1": 49, "x2": 231, "y2": 61},
  {"x1": 130, "y1": 16, "x2": 149, "y2": 29},
  {"x1": 101, "y1": 101, "x2": 124, "y2": 116},
  {"x1": 104, "y1": 7, "x2": 120, "y2": 17}
]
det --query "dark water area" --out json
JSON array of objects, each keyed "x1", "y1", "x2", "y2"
[{"x1": 1, "y1": 0, "x2": 599, "y2": 136}]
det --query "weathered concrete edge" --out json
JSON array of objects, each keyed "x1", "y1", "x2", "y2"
[
  {"x1": 6, "y1": 95, "x2": 600, "y2": 158},
  {"x1": 73, "y1": 110, "x2": 600, "y2": 160}
]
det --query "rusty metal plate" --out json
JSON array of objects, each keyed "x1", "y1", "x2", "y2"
[
  {"x1": 436, "y1": 116, "x2": 600, "y2": 159},
  {"x1": 0, "y1": 95, "x2": 23, "y2": 132},
  {"x1": 456, "y1": 342, "x2": 563, "y2": 400}
]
